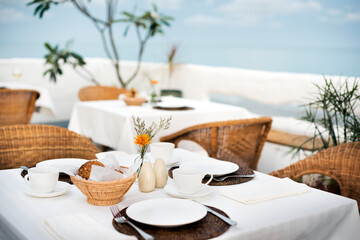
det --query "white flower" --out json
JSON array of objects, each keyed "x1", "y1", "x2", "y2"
[{"x1": 150, "y1": 11, "x2": 159, "y2": 19}]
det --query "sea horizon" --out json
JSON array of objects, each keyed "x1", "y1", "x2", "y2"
[{"x1": 1, "y1": 43, "x2": 359, "y2": 78}]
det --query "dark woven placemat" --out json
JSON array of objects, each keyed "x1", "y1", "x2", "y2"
[
  {"x1": 153, "y1": 106, "x2": 194, "y2": 111},
  {"x1": 112, "y1": 205, "x2": 231, "y2": 240},
  {"x1": 21, "y1": 169, "x2": 73, "y2": 185},
  {"x1": 168, "y1": 166, "x2": 254, "y2": 186}
]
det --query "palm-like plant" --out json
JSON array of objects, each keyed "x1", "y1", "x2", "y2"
[
  {"x1": 294, "y1": 76, "x2": 360, "y2": 155},
  {"x1": 27, "y1": 0, "x2": 173, "y2": 88}
]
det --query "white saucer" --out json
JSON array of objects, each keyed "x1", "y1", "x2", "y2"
[
  {"x1": 164, "y1": 183, "x2": 211, "y2": 199},
  {"x1": 180, "y1": 159, "x2": 239, "y2": 176},
  {"x1": 36, "y1": 158, "x2": 88, "y2": 172},
  {"x1": 165, "y1": 157, "x2": 180, "y2": 167},
  {"x1": 25, "y1": 181, "x2": 70, "y2": 198}
]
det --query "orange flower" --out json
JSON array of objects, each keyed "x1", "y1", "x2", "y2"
[
  {"x1": 134, "y1": 134, "x2": 152, "y2": 147},
  {"x1": 150, "y1": 79, "x2": 158, "y2": 85}
]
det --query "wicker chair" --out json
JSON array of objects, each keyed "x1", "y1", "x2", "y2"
[
  {"x1": 78, "y1": 85, "x2": 129, "y2": 101},
  {"x1": 0, "y1": 124, "x2": 99, "y2": 170},
  {"x1": 0, "y1": 89, "x2": 40, "y2": 126},
  {"x1": 160, "y1": 117, "x2": 272, "y2": 170},
  {"x1": 270, "y1": 142, "x2": 360, "y2": 208}
]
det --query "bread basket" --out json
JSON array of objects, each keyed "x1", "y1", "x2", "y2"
[
  {"x1": 70, "y1": 172, "x2": 136, "y2": 206},
  {"x1": 123, "y1": 97, "x2": 146, "y2": 106}
]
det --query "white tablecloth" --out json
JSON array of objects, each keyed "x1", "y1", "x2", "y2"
[
  {"x1": 0, "y1": 149, "x2": 359, "y2": 240},
  {"x1": 0, "y1": 81, "x2": 56, "y2": 117},
  {"x1": 68, "y1": 97, "x2": 254, "y2": 153}
]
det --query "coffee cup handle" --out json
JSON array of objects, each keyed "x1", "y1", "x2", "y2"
[
  {"x1": 24, "y1": 174, "x2": 31, "y2": 187},
  {"x1": 199, "y1": 173, "x2": 213, "y2": 191}
]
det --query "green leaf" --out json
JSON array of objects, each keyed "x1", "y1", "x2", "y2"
[
  {"x1": 27, "y1": 0, "x2": 41, "y2": 6},
  {"x1": 44, "y1": 42, "x2": 53, "y2": 52},
  {"x1": 71, "y1": 53, "x2": 86, "y2": 65},
  {"x1": 152, "y1": 3, "x2": 158, "y2": 12},
  {"x1": 39, "y1": 4, "x2": 50, "y2": 18},
  {"x1": 160, "y1": 19, "x2": 170, "y2": 26},
  {"x1": 122, "y1": 11, "x2": 135, "y2": 19},
  {"x1": 123, "y1": 25, "x2": 130, "y2": 36},
  {"x1": 162, "y1": 16, "x2": 174, "y2": 21},
  {"x1": 33, "y1": 4, "x2": 43, "y2": 16}
]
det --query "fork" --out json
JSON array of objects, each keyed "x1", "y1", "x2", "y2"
[
  {"x1": 213, "y1": 174, "x2": 256, "y2": 182},
  {"x1": 110, "y1": 205, "x2": 154, "y2": 240}
]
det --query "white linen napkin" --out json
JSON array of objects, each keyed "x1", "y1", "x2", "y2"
[
  {"x1": 43, "y1": 213, "x2": 136, "y2": 240},
  {"x1": 220, "y1": 177, "x2": 310, "y2": 204}
]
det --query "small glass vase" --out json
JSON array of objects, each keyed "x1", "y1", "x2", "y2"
[
  {"x1": 150, "y1": 84, "x2": 159, "y2": 104},
  {"x1": 134, "y1": 154, "x2": 151, "y2": 179}
]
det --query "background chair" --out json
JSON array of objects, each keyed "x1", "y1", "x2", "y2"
[
  {"x1": 78, "y1": 85, "x2": 129, "y2": 101},
  {"x1": 0, "y1": 124, "x2": 99, "y2": 170},
  {"x1": 160, "y1": 89, "x2": 182, "y2": 98},
  {"x1": 160, "y1": 117, "x2": 272, "y2": 170},
  {"x1": 0, "y1": 89, "x2": 40, "y2": 126},
  {"x1": 270, "y1": 142, "x2": 360, "y2": 208}
]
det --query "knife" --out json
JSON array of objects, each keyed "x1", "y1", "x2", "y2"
[{"x1": 195, "y1": 201, "x2": 237, "y2": 226}]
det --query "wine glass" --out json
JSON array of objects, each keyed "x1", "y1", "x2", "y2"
[{"x1": 12, "y1": 68, "x2": 22, "y2": 80}]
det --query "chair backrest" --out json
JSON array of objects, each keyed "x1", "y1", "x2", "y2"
[
  {"x1": 270, "y1": 142, "x2": 360, "y2": 208},
  {"x1": 160, "y1": 89, "x2": 183, "y2": 98},
  {"x1": 0, "y1": 124, "x2": 99, "y2": 170},
  {"x1": 0, "y1": 89, "x2": 40, "y2": 126},
  {"x1": 160, "y1": 117, "x2": 272, "y2": 170},
  {"x1": 78, "y1": 86, "x2": 129, "y2": 101}
]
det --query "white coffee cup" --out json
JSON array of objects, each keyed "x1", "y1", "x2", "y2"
[
  {"x1": 151, "y1": 142, "x2": 175, "y2": 163},
  {"x1": 24, "y1": 167, "x2": 59, "y2": 193},
  {"x1": 173, "y1": 167, "x2": 213, "y2": 194}
]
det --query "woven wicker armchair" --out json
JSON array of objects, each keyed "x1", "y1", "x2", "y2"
[
  {"x1": 0, "y1": 124, "x2": 99, "y2": 170},
  {"x1": 270, "y1": 142, "x2": 360, "y2": 208},
  {"x1": 78, "y1": 85, "x2": 129, "y2": 101},
  {"x1": 0, "y1": 89, "x2": 40, "y2": 126},
  {"x1": 160, "y1": 117, "x2": 272, "y2": 170}
]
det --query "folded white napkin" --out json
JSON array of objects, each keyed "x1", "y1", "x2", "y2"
[
  {"x1": 220, "y1": 178, "x2": 310, "y2": 204},
  {"x1": 43, "y1": 213, "x2": 136, "y2": 240}
]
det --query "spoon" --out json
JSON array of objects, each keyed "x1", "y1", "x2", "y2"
[
  {"x1": 20, "y1": 166, "x2": 29, "y2": 171},
  {"x1": 213, "y1": 174, "x2": 256, "y2": 182}
]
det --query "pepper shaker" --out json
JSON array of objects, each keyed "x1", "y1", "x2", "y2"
[{"x1": 153, "y1": 158, "x2": 168, "y2": 188}]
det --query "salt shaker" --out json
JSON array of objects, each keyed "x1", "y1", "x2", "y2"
[
  {"x1": 138, "y1": 162, "x2": 155, "y2": 192},
  {"x1": 153, "y1": 158, "x2": 168, "y2": 188}
]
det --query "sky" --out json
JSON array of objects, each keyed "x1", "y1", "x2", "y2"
[{"x1": 0, "y1": 0, "x2": 360, "y2": 76}]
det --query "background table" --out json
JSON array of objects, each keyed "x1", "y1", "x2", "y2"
[
  {"x1": 0, "y1": 149, "x2": 359, "y2": 240},
  {"x1": 68, "y1": 97, "x2": 254, "y2": 153}
]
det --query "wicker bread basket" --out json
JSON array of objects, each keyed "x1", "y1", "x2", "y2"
[
  {"x1": 70, "y1": 172, "x2": 136, "y2": 206},
  {"x1": 123, "y1": 97, "x2": 146, "y2": 106}
]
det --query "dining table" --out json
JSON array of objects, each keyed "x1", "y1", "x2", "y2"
[
  {"x1": 68, "y1": 96, "x2": 254, "y2": 154},
  {"x1": 0, "y1": 148, "x2": 359, "y2": 240}
]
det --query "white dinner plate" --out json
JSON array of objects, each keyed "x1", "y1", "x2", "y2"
[
  {"x1": 180, "y1": 159, "x2": 239, "y2": 176},
  {"x1": 155, "y1": 102, "x2": 188, "y2": 109},
  {"x1": 126, "y1": 198, "x2": 207, "y2": 227},
  {"x1": 36, "y1": 158, "x2": 88, "y2": 172},
  {"x1": 25, "y1": 181, "x2": 70, "y2": 198},
  {"x1": 164, "y1": 183, "x2": 211, "y2": 199}
]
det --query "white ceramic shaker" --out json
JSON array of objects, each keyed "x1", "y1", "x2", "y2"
[
  {"x1": 138, "y1": 162, "x2": 155, "y2": 193},
  {"x1": 153, "y1": 158, "x2": 168, "y2": 188}
]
